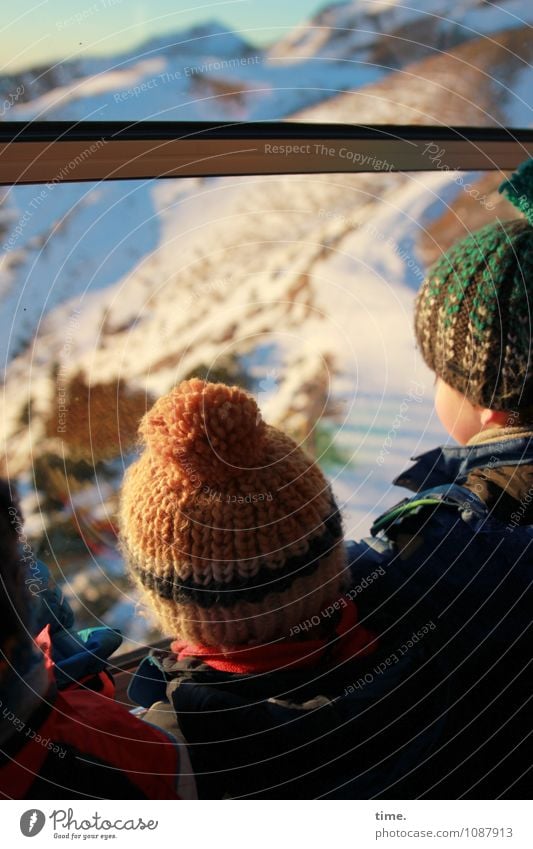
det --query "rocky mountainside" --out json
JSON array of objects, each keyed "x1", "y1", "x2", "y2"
[
  {"x1": 271, "y1": 0, "x2": 533, "y2": 69},
  {"x1": 294, "y1": 23, "x2": 533, "y2": 125}
]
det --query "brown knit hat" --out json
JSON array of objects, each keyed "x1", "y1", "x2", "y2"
[
  {"x1": 414, "y1": 159, "x2": 533, "y2": 411},
  {"x1": 119, "y1": 379, "x2": 347, "y2": 647}
]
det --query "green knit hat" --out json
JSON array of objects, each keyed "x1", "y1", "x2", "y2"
[{"x1": 415, "y1": 158, "x2": 533, "y2": 411}]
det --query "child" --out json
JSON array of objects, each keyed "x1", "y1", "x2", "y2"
[
  {"x1": 352, "y1": 160, "x2": 533, "y2": 798},
  {"x1": 121, "y1": 160, "x2": 533, "y2": 800},
  {"x1": 0, "y1": 482, "x2": 195, "y2": 799},
  {"x1": 115, "y1": 378, "x2": 432, "y2": 801}
]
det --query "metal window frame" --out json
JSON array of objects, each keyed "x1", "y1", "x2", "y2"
[{"x1": 1, "y1": 121, "x2": 532, "y2": 185}]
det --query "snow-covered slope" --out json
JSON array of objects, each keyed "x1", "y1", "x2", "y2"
[
  {"x1": 9, "y1": 54, "x2": 383, "y2": 123},
  {"x1": 5, "y1": 15, "x2": 384, "y2": 123},
  {"x1": 0, "y1": 21, "x2": 252, "y2": 104},
  {"x1": 294, "y1": 24, "x2": 533, "y2": 126}
]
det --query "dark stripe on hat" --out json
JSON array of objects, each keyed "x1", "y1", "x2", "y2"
[{"x1": 128, "y1": 508, "x2": 343, "y2": 609}]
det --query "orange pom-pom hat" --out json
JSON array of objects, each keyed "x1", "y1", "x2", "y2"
[{"x1": 119, "y1": 378, "x2": 347, "y2": 647}]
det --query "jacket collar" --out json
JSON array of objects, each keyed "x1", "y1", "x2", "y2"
[
  {"x1": 394, "y1": 435, "x2": 533, "y2": 493},
  {"x1": 169, "y1": 599, "x2": 375, "y2": 674}
]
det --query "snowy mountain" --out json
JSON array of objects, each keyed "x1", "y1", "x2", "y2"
[
  {"x1": 0, "y1": 21, "x2": 253, "y2": 104},
  {"x1": 2, "y1": 15, "x2": 383, "y2": 123},
  {"x1": 1, "y1": 0, "x2": 531, "y2": 647},
  {"x1": 271, "y1": 0, "x2": 533, "y2": 66},
  {"x1": 4, "y1": 1, "x2": 531, "y2": 123}
]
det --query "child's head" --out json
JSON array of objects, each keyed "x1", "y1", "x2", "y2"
[
  {"x1": 119, "y1": 379, "x2": 346, "y2": 648},
  {"x1": 415, "y1": 158, "x2": 533, "y2": 443}
]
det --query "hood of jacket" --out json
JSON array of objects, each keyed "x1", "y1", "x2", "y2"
[{"x1": 394, "y1": 432, "x2": 533, "y2": 524}]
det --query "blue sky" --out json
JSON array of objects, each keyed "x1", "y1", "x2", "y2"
[{"x1": 4, "y1": 0, "x2": 327, "y2": 73}]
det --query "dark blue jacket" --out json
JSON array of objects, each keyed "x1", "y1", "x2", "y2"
[{"x1": 131, "y1": 436, "x2": 533, "y2": 799}]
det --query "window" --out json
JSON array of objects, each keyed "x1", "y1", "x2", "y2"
[
  {"x1": 2, "y1": 0, "x2": 532, "y2": 651},
  {"x1": 0, "y1": 165, "x2": 515, "y2": 649}
]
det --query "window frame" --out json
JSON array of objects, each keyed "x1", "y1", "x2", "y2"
[
  {"x1": 2, "y1": 121, "x2": 532, "y2": 667},
  {"x1": 1, "y1": 121, "x2": 532, "y2": 184}
]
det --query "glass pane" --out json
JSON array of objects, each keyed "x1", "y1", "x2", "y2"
[
  {"x1": 0, "y1": 1, "x2": 531, "y2": 126},
  {"x1": 0, "y1": 168, "x2": 513, "y2": 649}
]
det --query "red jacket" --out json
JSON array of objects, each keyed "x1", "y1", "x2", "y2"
[{"x1": 0, "y1": 627, "x2": 193, "y2": 799}]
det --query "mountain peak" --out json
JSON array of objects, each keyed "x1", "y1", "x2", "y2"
[{"x1": 124, "y1": 19, "x2": 254, "y2": 61}]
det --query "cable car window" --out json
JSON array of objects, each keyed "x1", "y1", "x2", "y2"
[
  {"x1": 1, "y1": 1, "x2": 531, "y2": 127},
  {"x1": 0, "y1": 166, "x2": 514, "y2": 650}
]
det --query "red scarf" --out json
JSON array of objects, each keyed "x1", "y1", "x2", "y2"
[{"x1": 171, "y1": 600, "x2": 377, "y2": 674}]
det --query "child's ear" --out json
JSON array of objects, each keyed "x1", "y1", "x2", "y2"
[{"x1": 480, "y1": 407, "x2": 509, "y2": 427}]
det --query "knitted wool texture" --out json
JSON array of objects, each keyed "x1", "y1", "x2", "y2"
[
  {"x1": 119, "y1": 379, "x2": 347, "y2": 647},
  {"x1": 414, "y1": 159, "x2": 533, "y2": 411}
]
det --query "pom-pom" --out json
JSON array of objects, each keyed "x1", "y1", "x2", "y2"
[
  {"x1": 139, "y1": 378, "x2": 266, "y2": 484},
  {"x1": 498, "y1": 158, "x2": 533, "y2": 226}
]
